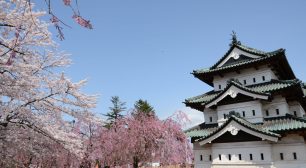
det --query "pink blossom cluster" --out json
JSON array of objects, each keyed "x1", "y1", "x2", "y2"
[
  {"x1": 73, "y1": 15, "x2": 93, "y2": 29},
  {"x1": 91, "y1": 112, "x2": 193, "y2": 167},
  {"x1": 63, "y1": 0, "x2": 71, "y2": 6}
]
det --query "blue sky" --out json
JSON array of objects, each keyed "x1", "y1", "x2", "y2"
[{"x1": 36, "y1": 0, "x2": 306, "y2": 124}]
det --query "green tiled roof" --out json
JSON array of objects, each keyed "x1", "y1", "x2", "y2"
[
  {"x1": 193, "y1": 43, "x2": 284, "y2": 74},
  {"x1": 263, "y1": 116, "x2": 306, "y2": 132},
  {"x1": 185, "y1": 128, "x2": 217, "y2": 137},
  {"x1": 185, "y1": 91, "x2": 220, "y2": 104},
  {"x1": 232, "y1": 115, "x2": 279, "y2": 137},
  {"x1": 194, "y1": 50, "x2": 284, "y2": 74},
  {"x1": 190, "y1": 115, "x2": 280, "y2": 142},
  {"x1": 185, "y1": 79, "x2": 300, "y2": 105},
  {"x1": 186, "y1": 115, "x2": 306, "y2": 140}
]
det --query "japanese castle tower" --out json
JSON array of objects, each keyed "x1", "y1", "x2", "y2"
[{"x1": 185, "y1": 35, "x2": 306, "y2": 168}]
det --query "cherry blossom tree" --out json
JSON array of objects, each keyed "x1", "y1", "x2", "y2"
[
  {"x1": 0, "y1": 1, "x2": 192, "y2": 167},
  {"x1": 0, "y1": 0, "x2": 98, "y2": 166},
  {"x1": 93, "y1": 111, "x2": 193, "y2": 168}
]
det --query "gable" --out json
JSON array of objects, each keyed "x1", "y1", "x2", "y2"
[
  {"x1": 216, "y1": 47, "x2": 261, "y2": 68},
  {"x1": 211, "y1": 130, "x2": 262, "y2": 143},
  {"x1": 221, "y1": 55, "x2": 253, "y2": 67},
  {"x1": 205, "y1": 85, "x2": 269, "y2": 108},
  {"x1": 198, "y1": 119, "x2": 279, "y2": 146},
  {"x1": 216, "y1": 93, "x2": 258, "y2": 106}
]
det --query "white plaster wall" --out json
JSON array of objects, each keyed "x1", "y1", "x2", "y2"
[
  {"x1": 213, "y1": 66, "x2": 277, "y2": 91},
  {"x1": 272, "y1": 134, "x2": 306, "y2": 168},
  {"x1": 194, "y1": 143, "x2": 212, "y2": 168},
  {"x1": 203, "y1": 96, "x2": 305, "y2": 125},
  {"x1": 204, "y1": 109, "x2": 218, "y2": 124},
  {"x1": 216, "y1": 101, "x2": 263, "y2": 125},
  {"x1": 288, "y1": 101, "x2": 306, "y2": 117},
  {"x1": 193, "y1": 135, "x2": 306, "y2": 168},
  {"x1": 212, "y1": 141, "x2": 272, "y2": 164},
  {"x1": 262, "y1": 96, "x2": 289, "y2": 118}
]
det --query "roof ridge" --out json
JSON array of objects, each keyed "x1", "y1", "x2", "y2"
[
  {"x1": 228, "y1": 80, "x2": 271, "y2": 95},
  {"x1": 208, "y1": 43, "x2": 284, "y2": 70},
  {"x1": 195, "y1": 115, "x2": 280, "y2": 142},
  {"x1": 236, "y1": 43, "x2": 285, "y2": 56},
  {"x1": 229, "y1": 115, "x2": 280, "y2": 137},
  {"x1": 194, "y1": 51, "x2": 284, "y2": 74},
  {"x1": 185, "y1": 90, "x2": 221, "y2": 102}
]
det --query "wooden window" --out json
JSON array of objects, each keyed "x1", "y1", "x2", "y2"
[
  {"x1": 252, "y1": 110, "x2": 256, "y2": 116},
  {"x1": 239, "y1": 154, "x2": 242, "y2": 160},
  {"x1": 261, "y1": 153, "x2": 264, "y2": 160},
  {"x1": 242, "y1": 111, "x2": 245, "y2": 117},
  {"x1": 249, "y1": 154, "x2": 253, "y2": 160},
  {"x1": 218, "y1": 85, "x2": 221, "y2": 90},
  {"x1": 266, "y1": 110, "x2": 269, "y2": 116},
  {"x1": 262, "y1": 76, "x2": 265, "y2": 81},
  {"x1": 280, "y1": 153, "x2": 284, "y2": 160},
  {"x1": 276, "y1": 109, "x2": 279, "y2": 115},
  {"x1": 228, "y1": 154, "x2": 231, "y2": 161},
  {"x1": 209, "y1": 117, "x2": 212, "y2": 122},
  {"x1": 200, "y1": 154, "x2": 203, "y2": 161},
  {"x1": 253, "y1": 78, "x2": 256, "y2": 83},
  {"x1": 293, "y1": 152, "x2": 297, "y2": 160},
  {"x1": 294, "y1": 111, "x2": 297, "y2": 116},
  {"x1": 244, "y1": 80, "x2": 247, "y2": 85},
  {"x1": 219, "y1": 154, "x2": 221, "y2": 161},
  {"x1": 209, "y1": 155, "x2": 212, "y2": 161}
]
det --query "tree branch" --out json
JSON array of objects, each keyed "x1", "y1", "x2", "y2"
[{"x1": 0, "y1": 41, "x2": 25, "y2": 56}]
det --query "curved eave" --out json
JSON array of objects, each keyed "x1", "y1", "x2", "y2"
[
  {"x1": 196, "y1": 116, "x2": 280, "y2": 146},
  {"x1": 192, "y1": 51, "x2": 295, "y2": 86},
  {"x1": 202, "y1": 81, "x2": 270, "y2": 108},
  {"x1": 183, "y1": 101, "x2": 204, "y2": 112},
  {"x1": 210, "y1": 43, "x2": 283, "y2": 69},
  {"x1": 184, "y1": 80, "x2": 303, "y2": 111}
]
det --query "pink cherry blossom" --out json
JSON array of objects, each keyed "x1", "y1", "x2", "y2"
[
  {"x1": 63, "y1": 0, "x2": 71, "y2": 6},
  {"x1": 73, "y1": 15, "x2": 93, "y2": 29}
]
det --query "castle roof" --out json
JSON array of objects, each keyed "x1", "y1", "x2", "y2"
[
  {"x1": 186, "y1": 114, "x2": 306, "y2": 144},
  {"x1": 192, "y1": 42, "x2": 295, "y2": 86},
  {"x1": 184, "y1": 79, "x2": 304, "y2": 111}
]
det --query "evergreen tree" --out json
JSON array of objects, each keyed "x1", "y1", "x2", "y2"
[
  {"x1": 133, "y1": 99, "x2": 155, "y2": 117},
  {"x1": 104, "y1": 96, "x2": 126, "y2": 128}
]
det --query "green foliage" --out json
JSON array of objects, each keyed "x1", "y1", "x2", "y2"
[
  {"x1": 133, "y1": 99, "x2": 155, "y2": 117},
  {"x1": 104, "y1": 96, "x2": 126, "y2": 128}
]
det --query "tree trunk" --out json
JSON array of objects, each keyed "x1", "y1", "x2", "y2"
[{"x1": 133, "y1": 156, "x2": 139, "y2": 168}]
